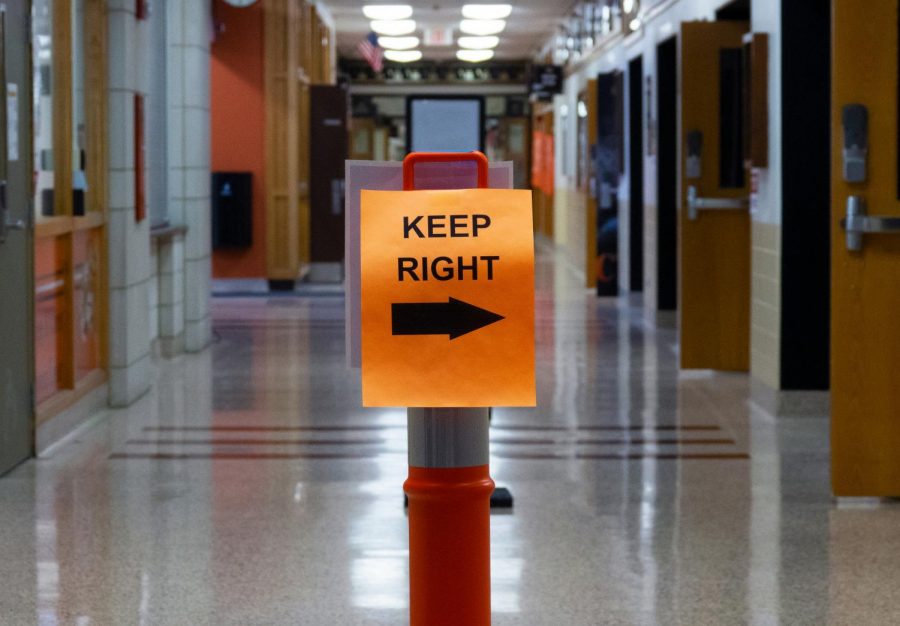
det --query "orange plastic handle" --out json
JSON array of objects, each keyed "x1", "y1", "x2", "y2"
[{"x1": 402, "y1": 151, "x2": 489, "y2": 190}]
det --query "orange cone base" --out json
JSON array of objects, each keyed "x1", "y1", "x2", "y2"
[{"x1": 404, "y1": 465, "x2": 494, "y2": 626}]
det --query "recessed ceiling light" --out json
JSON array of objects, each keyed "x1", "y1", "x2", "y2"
[
  {"x1": 378, "y1": 36, "x2": 420, "y2": 50},
  {"x1": 362, "y1": 5, "x2": 413, "y2": 20},
  {"x1": 385, "y1": 49, "x2": 423, "y2": 63},
  {"x1": 371, "y1": 19, "x2": 416, "y2": 36},
  {"x1": 457, "y1": 36, "x2": 499, "y2": 50},
  {"x1": 459, "y1": 19, "x2": 505, "y2": 36},
  {"x1": 456, "y1": 49, "x2": 494, "y2": 62},
  {"x1": 461, "y1": 4, "x2": 512, "y2": 20}
]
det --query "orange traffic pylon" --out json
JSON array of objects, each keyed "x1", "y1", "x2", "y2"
[{"x1": 405, "y1": 464, "x2": 494, "y2": 625}]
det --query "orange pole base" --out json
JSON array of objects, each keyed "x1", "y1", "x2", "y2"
[{"x1": 404, "y1": 465, "x2": 494, "y2": 626}]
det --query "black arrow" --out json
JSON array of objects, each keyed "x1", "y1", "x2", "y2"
[{"x1": 392, "y1": 297, "x2": 505, "y2": 340}]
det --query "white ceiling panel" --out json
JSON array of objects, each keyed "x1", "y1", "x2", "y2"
[{"x1": 324, "y1": 1, "x2": 577, "y2": 61}]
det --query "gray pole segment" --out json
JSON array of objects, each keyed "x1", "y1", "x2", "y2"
[{"x1": 407, "y1": 408, "x2": 490, "y2": 468}]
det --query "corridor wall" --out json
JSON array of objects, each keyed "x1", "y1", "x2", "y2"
[
  {"x1": 546, "y1": 0, "x2": 797, "y2": 392},
  {"x1": 107, "y1": 0, "x2": 211, "y2": 407},
  {"x1": 210, "y1": 2, "x2": 267, "y2": 278}
]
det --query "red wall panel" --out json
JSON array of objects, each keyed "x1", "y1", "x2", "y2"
[{"x1": 210, "y1": 0, "x2": 267, "y2": 278}]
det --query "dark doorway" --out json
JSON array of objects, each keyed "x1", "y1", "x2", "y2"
[
  {"x1": 594, "y1": 72, "x2": 624, "y2": 296},
  {"x1": 310, "y1": 85, "x2": 349, "y2": 264},
  {"x1": 656, "y1": 37, "x2": 677, "y2": 311},
  {"x1": 628, "y1": 55, "x2": 644, "y2": 292},
  {"x1": 715, "y1": 0, "x2": 750, "y2": 21},
  {"x1": 780, "y1": 0, "x2": 830, "y2": 389}
]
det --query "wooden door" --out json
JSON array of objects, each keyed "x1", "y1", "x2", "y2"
[
  {"x1": 309, "y1": 85, "x2": 348, "y2": 264},
  {"x1": 350, "y1": 118, "x2": 374, "y2": 160},
  {"x1": 530, "y1": 105, "x2": 554, "y2": 238},
  {"x1": 679, "y1": 21, "x2": 750, "y2": 370},
  {"x1": 501, "y1": 117, "x2": 529, "y2": 189},
  {"x1": 831, "y1": 0, "x2": 900, "y2": 496}
]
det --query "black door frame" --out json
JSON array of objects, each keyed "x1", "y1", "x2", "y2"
[
  {"x1": 628, "y1": 55, "x2": 644, "y2": 292},
  {"x1": 656, "y1": 36, "x2": 678, "y2": 311}
]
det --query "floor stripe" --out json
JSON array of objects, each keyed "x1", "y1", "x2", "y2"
[
  {"x1": 578, "y1": 452, "x2": 750, "y2": 460},
  {"x1": 143, "y1": 425, "x2": 394, "y2": 432},
  {"x1": 126, "y1": 437, "x2": 735, "y2": 447},
  {"x1": 493, "y1": 452, "x2": 751, "y2": 460},
  {"x1": 126, "y1": 438, "x2": 388, "y2": 446},
  {"x1": 487, "y1": 438, "x2": 562, "y2": 445},
  {"x1": 109, "y1": 451, "x2": 749, "y2": 461},
  {"x1": 574, "y1": 438, "x2": 736, "y2": 445},
  {"x1": 142, "y1": 424, "x2": 722, "y2": 433},
  {"x1": 109, "y1": 452, "x2": 379, "y2": 460},
  {"x1": 498, "y1": 425, "x2": 722, "y2": 432}
]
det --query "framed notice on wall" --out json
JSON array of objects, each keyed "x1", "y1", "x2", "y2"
[{"x1": 406, "y1": 96, "x2": 485, "y2": 153}]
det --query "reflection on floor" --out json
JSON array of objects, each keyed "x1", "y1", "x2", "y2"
[{"x1": 2, "y1": 244, "x2": 900, "y2": 625}]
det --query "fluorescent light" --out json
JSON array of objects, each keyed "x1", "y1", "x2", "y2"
[
  {"x1": 622, "y1": 0, "x2": 635, "y2": 13},
  {"x1": 371, "y1": 19, "x2": 416, "y2": 36},
  {"x1": 459, "y1": 19, "x2": 505, "y2": 36},
  {"x1": 363, "y1": 5, "x2": 413, "y2": 20},
  {"x1": 456, "y1": 49, "x2": 494, "y2": 62},
  {"x1": 461, "y1": 4, "x2": 512, "y2": 20},
  {"x1": 378, "y1": 36, "x2": 420, "y2": 50},
  {"x1": 385, "y1": 49, "x2": 422, "y2": 62},
  {"x1": 457, "y1": 36, "x2": 499, "y2": 49}
]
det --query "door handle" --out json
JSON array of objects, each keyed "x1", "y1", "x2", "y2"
[
  {"x1": 687, "y1": 185, "x2": 749, "y2": 220},
  {"x1": 0, "y1": 181, "x2": 23, "y2": 243},
  {"x1": 841, "y1": 195, "x2": 900, "y2": 251}
]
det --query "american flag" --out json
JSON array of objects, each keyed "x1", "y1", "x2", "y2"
[{"x1": 357, "y1": 32, "x2": 384, "y2": 72}]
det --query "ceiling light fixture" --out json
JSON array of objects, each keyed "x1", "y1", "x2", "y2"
[
  {"x1": 378, "y1": 36, "x2": 420, "y2": 50},
  {"x1": 459, "y1": 19, "x2": 505, "y2": 36},
  {"x1": 362, "y1": 5, "x2": 413, "y2": 20},
  {"x1": 456, "y1": 49, "x2": 494, "y2": 63},
  {"x1": 370, "y1": 19, "x2": 416, "y2": 36},
  {"x1": 461, "y1": 4, "x2": 512, "y2": 20},
  {"x1": 457, "y1": 36, "x2": 499, "y2": 49},
  {"x1": 385, "y1": 49, "x2": 423, "y2": 63}
]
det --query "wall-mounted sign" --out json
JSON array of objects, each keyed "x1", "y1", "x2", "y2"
[
  {"x1": 529, "y1": 65, "x2": 563, "y2": 101},
  {"x1": 360, "y1": 188, "x2": 535, "y2": 407},
  {"x1": 423, "y1": 27, "x2": 453, "y2": 47},
  {"x1": 6, "y1": 83, "x2": 18, "y2": 161},
  {"x1": 340, "y1": 58, "x2": 530, "y2": 85}
]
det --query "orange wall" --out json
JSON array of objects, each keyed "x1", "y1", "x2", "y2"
[{"x1": 211, "y1": 0, "x2": 266, "y2": 278}]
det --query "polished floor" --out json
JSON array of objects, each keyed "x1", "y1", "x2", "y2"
[{"x1": 3, "y1": 244, "x2": 900, "y2": 625}]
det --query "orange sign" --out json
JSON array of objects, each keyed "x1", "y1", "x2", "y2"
[{"x1": 361, "y1": 188, "x2": 535, "y2": 407}]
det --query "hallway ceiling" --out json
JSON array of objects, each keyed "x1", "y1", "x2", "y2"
[{"x1": 326, "y1": 1, "x2": 576, "y2": 61}]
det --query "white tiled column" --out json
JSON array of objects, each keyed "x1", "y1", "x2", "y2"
[
  {"x1": 749, "y1": 0, "x2": 783, "y2": 391},
  {"x1": 168, "y1": 0, "x2": 212, "y2": 353},
  {"x1": 107, "y1": 1, "x2": 152, "y2": 406},
  {"x1": 156, "y1": 234, "x2": 186, "y2": 355}
]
